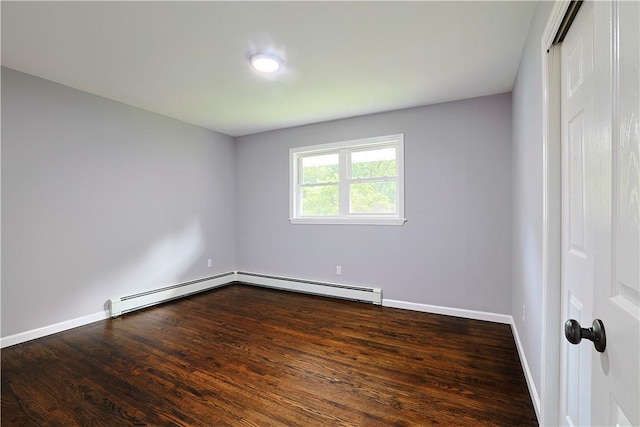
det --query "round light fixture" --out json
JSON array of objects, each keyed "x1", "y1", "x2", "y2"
[{"x1": 249, "y1": 52, "x2": 282, "y2": 73}]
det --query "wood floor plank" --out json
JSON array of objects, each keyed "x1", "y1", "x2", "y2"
[{"x1": 2, "y1": 284, "x2": 538, "y2": 426}]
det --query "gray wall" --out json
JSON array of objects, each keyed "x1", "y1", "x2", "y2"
[
  {"x1": 2, "y1": 68, "x2": 515, "y2": 340},
  {"x1": 1, "y1": 68, "x2": 236, "y2": 337},
  {"x1": 235, "y1": 94, "x2": 513, "y2": 314},
  {"x1": 511, "y1": 0, "x2": 555, "y2": 413}
]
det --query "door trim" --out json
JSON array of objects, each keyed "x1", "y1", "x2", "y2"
[{"x1": 541, "y1": 1, "x2": 571, "y2": 426}]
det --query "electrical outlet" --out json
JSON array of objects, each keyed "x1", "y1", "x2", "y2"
[
  {"x1": 207, "y1": 259, "x2": 212, "y2": 268},
  {"x1": 336, "y1": 266, "x2": 342, "y2": 275},
  {"x1": 522, "y1": 305, "x2": 526, "y2": 322}
]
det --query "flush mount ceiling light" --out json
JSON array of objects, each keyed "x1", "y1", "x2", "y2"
[{"x1": 249, "y1": 52, "x2": 283, "y2": 73}]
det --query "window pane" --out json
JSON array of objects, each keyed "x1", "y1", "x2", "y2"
[
  {"x1": 301, "y1": 185, "x2": 339, "y2": 216},
  {"x1": 350, "y1": 182, "x2": 397, "y2": 214},
  {"x1": 351, "y1": 148, "x2": 396, "y2": 179},
  {"x1": 301, "y1": 153, "x2": 339, "y2": 184}
]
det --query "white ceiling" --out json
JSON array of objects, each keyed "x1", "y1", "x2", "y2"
[{"x1": 1, "y1": 1, "x2": 536, "y2": 137}]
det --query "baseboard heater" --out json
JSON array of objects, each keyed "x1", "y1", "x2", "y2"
[
  {"x1": 108, "y1": 272, "x2": 236, "y2": 318},
  {"x1": 236, "y1": 272, "x2": 382, "y2": 305},
  {"x1": 109, "y1": 271, "x2": 382, "y2": 318}
]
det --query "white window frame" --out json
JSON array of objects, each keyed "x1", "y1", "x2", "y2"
[{"x1": 289, "y1": 134, "x2": 406, "y2": 225}]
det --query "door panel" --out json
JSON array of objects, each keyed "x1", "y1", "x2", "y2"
[
  {"x1": 560, "y1": 1, "x2": 639, "y2": 426},
  {"x1": 560, "y1": 2, "x2": 594, "y2": 425},
  {"x1": 590, "y1": 1, "x2": 640, "y2": 425}
]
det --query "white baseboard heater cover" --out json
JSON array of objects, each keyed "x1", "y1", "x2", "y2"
[
  {"x1": 109, "y1": 271, "x2": 382, "y2": 318},
  {"x1": 108, "y1": 272, "x2": 235, "y2": 318},
  {"x1": 237, "y1": 272, "x2": 382, "y2": 305}
]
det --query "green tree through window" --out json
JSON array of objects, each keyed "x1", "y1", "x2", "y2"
[{"x1": 290, "y1": 135, "x2": 405, "y2": 225}]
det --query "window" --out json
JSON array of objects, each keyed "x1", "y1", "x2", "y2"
[{"x1": 290, "y1": 134, "x2": 405, "y2": 225}]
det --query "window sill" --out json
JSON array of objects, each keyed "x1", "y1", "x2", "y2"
[{"x1": 289, "y1": 217, "x2": 407, "y2": 226}]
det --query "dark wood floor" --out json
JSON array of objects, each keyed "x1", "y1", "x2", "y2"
[{"x1": 2, "y1": 284, "x2": 537, "y2": 426}]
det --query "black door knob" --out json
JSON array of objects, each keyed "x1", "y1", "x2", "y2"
[{"x1": 564, "y1": 318, "x2": 606, "y2": 353}]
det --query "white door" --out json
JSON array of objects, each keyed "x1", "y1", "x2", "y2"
[
  {"x1": 589, "y1": 0, "x2": 640, "y2": 425},
  {"x1": 560, "y1": 1, "x2": 640, "y2": 426},
  {"x1": 560, "y1": 2, "x2": 596, "y2": 424}
]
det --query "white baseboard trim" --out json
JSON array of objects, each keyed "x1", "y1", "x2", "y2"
[
  {"x1": 2, "y1": 272, "x2": 238, "y2": 348},
  {"x1": 237, "y1": 272, "x2": 382, "y2": 305},
  {"x1": 382, "y1": 298, "x2": 512, "y2": 324},
  {"x1": 510, "y1": 319, "x2": 542, "y2": 424},
  {"x1": 0, "y1": 310, "x2": 110, "y2": 349},
  {"x1": 383, "y1": 299, "x2": 540, "y2": 423}
]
